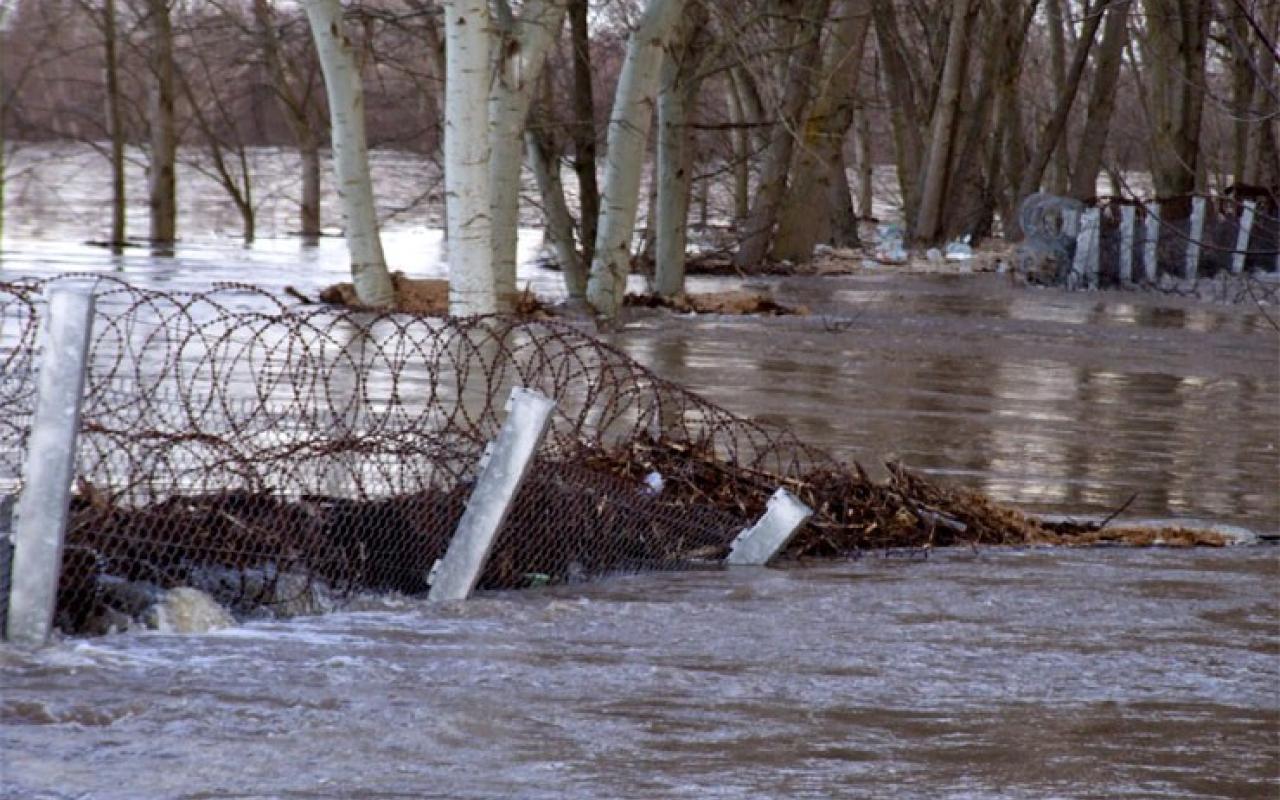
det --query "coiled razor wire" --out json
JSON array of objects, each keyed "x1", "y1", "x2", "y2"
[
  {"x1": 3, "y1": 276, "x2": 1192, "y2": 635},
  {"x1": 0, "y1": 276, "x2": 832, "y2": 633}
]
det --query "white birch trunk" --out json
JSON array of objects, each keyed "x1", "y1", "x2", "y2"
[
  {"x1": 302, "y1": 0, "x2": 395, "y2": 307},
  {"x1": 443, "y1": 0, "x2": 496, "y2": 315},
  {"x1": 489, "y1": 1, "x2": 569, "y2": 309},
  {"x1": 586, "y1": 0, "x2": 686, "y2": 319}
]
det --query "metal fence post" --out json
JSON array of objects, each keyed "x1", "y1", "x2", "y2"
[
  {"x1": 1185, "y1": 196, "x2": 1206, "y2": 280},
  {"x1": 1119, "y1": 205, "x2": 1136, "y2": 283},
  {"x1": 5, "y1": 287, "x2": 95, "y2": 647},
  {"x1": 1143, "y1": 202, "x2": 1161, "y2": 282},
  {"x1": 428, "y1": 388, "x2": 556, "y2": 602},
  {"x1": 1232, "y1": 201, "x2": 1256, "y2": 275},
  {"x1": 725, "y1": 488, "x2": 813, "y2": 566}
]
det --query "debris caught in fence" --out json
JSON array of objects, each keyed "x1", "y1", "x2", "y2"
[{"x1": 0, "y1": 276, "x2": 1246, "y2": 638}]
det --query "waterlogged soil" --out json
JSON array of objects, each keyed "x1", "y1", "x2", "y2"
[{"x1": 2, "y1": 549, "x2": 1277, "y2": 799}]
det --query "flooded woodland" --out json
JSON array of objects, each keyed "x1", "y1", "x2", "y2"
[
  {"x1": 1, "y1": 0, "x2": 1279, "y2": 795},
  {"x1": 0, "y1": 142, "x2": 1275, "y2": 799}
]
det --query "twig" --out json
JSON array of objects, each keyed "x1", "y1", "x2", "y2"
[{"x1": 1098, "y1": 492, "x2": 1138, "y2": 530}]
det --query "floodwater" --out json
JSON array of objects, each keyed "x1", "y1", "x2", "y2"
[
  {"x1": 1, "y1": 144, "x2": 1278, "y2": 797},
  {"x1": 2, "y1": 550, "x2": 1277, "y2": 799}
]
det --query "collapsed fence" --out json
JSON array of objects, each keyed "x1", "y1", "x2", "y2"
[
  {"x1": 0, "y1": 276, "x2": 1230, "y2": 643},
  {"x1": 1017, "y1": 191, "x2": 1280, "y2": 291}
]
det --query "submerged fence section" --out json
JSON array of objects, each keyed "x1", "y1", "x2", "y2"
[
  {"x1": 1018, "y1": 192, "x2": 1280, "y2": 289},
  {"x1": 0, "y1": 277, "x2": 822, "y2": 642}
]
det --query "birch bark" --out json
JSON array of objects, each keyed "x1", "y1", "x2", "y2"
[
  {"x1": 586, "y1": 0, "x2": 686, "y2": 319},
  {"x1": 441, "y1": 0, "x2": 494, "y2": 314},
  {"x1": 302, "y1": 0, "x2": 395, "y2": 306},
  {"x1": 489, "y1": 0, "x2": 569, "y2": 309}
]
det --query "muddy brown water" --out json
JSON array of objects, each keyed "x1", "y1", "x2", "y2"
[
  {"x1": 2, "y1": 145, "x2": 1278, "y2": 797},
  {"x1": 2, "y1": 550, "x2": 1277, "y2": 799}
]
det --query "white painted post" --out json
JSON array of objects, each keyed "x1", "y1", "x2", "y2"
[
  {"x1": 1071, "y1": 208, "x2": 1101, "y2": 288},
  {"x1": 1119, "y1": 204, "x2": 1136, "y2": 283},
  {"x1": 1143, "y1": 201, "x2": 1161, "y2": 282},
  {"x1": 5, "y1": 287, "x2": 95, "y2": 647},
  {"x1": 1185, "y1": 196, "x2": 1206, "y2": 280},
  {"x1": 1232, "y1": 201, "x2": 1256, "y2": 274},
  {"x1": 428, "y1": 388, "x2": 556, "y2": 602},
  {"x1": 725, "y1": 488, "x2": 813, "y2": 566}
]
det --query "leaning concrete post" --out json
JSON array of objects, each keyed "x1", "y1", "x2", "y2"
[
  {"x1": 1185, "y1": 196, "x2": 1206, "y2": 280},
  {"x1": 1143, "y1": 202, "x2": 1161, "y2": 282},
  {"x1": 1119, "y1": 205, "x2": 1136, "y2": 283},
  {"x1": 428, "y1": 388, "x2": 555, "y2": 602},
  {"x1": 726, "y1": 488, "x2": 813, "y2": 566},
  {"x1": 1232, "y1": 201, "x2": 1256, "y2": 275},
  {"x1": 5, "y1": 286, "x2": 95, "y2": 647}
]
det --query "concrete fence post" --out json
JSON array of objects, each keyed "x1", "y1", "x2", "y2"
[
  {"x1": 726, "y1": 488, "x2": 813, "y2": 566},
  {"x1": 1071, "y1": 208, "x2": 1101, "y2": 288},
  {"x1": 1119, "y1": 205, "x2": 1136, "y2": 283},
  {"x1": 1185, "y1": 196, "x2": 1206, "y2": 280},
  {"x1": 5, "y1": 286, "x2": 95, "y2": 647},
  {"x1": 1143, "y1": 202, "x2": 1161, "y2": 282},
  {"x1": 1232, "y1": 201, "x2": 1256, "y2": 275},
  {"x1": 428, "y1": 388, "x2": 556, "y2": 602}
]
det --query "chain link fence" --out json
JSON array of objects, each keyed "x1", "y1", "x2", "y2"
[
  {"x1": 2, "y1": 276, "x2": 1211, "y2": 638},
  {"x1": 0, "y1": 277, "x2": 825, "y2": 635}
]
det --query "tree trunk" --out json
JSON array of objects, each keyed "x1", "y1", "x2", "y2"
[
  {"x1": 1018, "y1": 0, "x2": 1107, "y2": 200},
  {"x1": 104, "y1": 0, "x2": 126, "y2": 248},
  {"x1": 440, "y1": 0, "x2": 495, "y2": 314},
  {"x1": 726, "y1": 72, "x2": 752, "y2": 225},
  {"x1": 147, "y1": 0, "x2": 177, "y2": 246},
  {"x1": 1046, "y1": 0, "x2": 1072, "y2": 194},
  {"x1": 872, "y1": 0, "x2": 926, "y2": 227},
  {"x1": 772, "y1": 0, "x2": 871, "y2": 260},
  {"x1": 733, "y1": 0, "x2": 831, "y2": 269},
  {"x1": 254, "y1": 0, "x2": 322, "y2": 240},
  {"x1": 913, "y1": 0, "x2": 977, "y2": 244},
  {"x1": 855, "y1": 94, "x2": 874, "y2": 218},
  {"x1": 300, "y1": 130, "x2": 321, "y2": 241},
  {"x1": 654, "y1": 12, "x2": 707, "y2": 298},
  {"x1": 1140, "y1": 0, "x2": 1210, "y2": 195},
  {"x1": 489, "y1": 0, "x2": 569, "y2": 310},
  {"x1": 526, "y1": 124, "x2": 586, "y2": 297},
  {"x1": 1242, "y1": 0, "x2": 1280, "y2": 184},
  {"x1": 302, "y1": 0, "x2": 394, "y2": 307},
  {"x1": 568, "y1": 0, "x2": 599, "y2": 267},
  {"x1": 940, "y1": 0, "x2": 1038, "y2": 240},
  {"x1": 586, "y1": 0, "x2": 686, "y2": 320},
  {"x1": 1070, "y1": 0, "x2": 1129, "y2": 200}
]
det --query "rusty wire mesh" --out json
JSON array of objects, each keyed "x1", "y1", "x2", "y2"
[{"x1": 1, "y1": 276, "x2": 830, "y2": 634}]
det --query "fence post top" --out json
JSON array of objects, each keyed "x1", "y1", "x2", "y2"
[
  {"x1": 768, "y1": 487, "x2": 809, "y2": 515},
  {"x1": 43, "y1": 281, "x2": 97, "y2": 300},
  {"x1": 507, "y1": 387, "x2": 555, "y2": 411}
]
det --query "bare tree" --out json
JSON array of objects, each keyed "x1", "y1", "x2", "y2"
[
  {"x1": 303, "y1": 0, "x2": 395, "y2": 305},
  {"x1": 146, "y1": 0, "x2": 177, "y2": 246}
]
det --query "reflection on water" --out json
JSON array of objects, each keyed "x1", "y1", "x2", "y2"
[
  {"x1": 1, "y1": 549, "x2": 1276, "y2": 799},
  {"x1": 622, "y1": 276, "x2": 1278, "y2": 529}
]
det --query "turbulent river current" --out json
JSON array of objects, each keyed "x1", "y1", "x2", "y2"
[{"x1": 0, "y1": 144, "x2": 1276, "y2": 798}]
